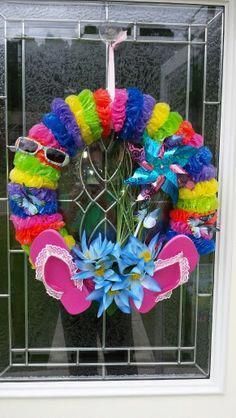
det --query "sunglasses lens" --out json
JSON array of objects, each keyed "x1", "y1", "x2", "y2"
[
  {"x1": 18, "y1": 137, "x2": 38, "y2": 153},
  {"x1": 46, "y1": 148, "x2": 66, "y2": 165}
]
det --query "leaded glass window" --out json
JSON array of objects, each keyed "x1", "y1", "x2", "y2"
[{"x1": 0, "y1": 1, "x2": 223, "y2": 381}]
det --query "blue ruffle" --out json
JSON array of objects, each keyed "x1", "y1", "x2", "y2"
[
  {"x1": 191, "y1": 235, "x2": 215, "y2": 255},
  {"x1": 9, "y1": 199, "x2": 58, "y2": 218},
  {"x1": 42, "y1": 112, "x2": 77, "y2": 157},
  {"x1": 120, "y1": 88, "x2": 144, "y2": 142},
  {"x1": 184, "y1": 146, "x2": 213, "y2": 176},
  {"x1": 166, "y1": 229, "x2": 215, "y2": 255}
]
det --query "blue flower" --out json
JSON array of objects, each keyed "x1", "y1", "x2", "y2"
[
  {"x1": 72, "y1": 232, "x2": 121, "y2": 282},
  {"x1": 74, "y1": 231, "x2": 120, "y2": 263},
  {"x1": 72, "y1": 232, "x2": 162, "y2": 316},
  {"x1": 87, "y1": 278, "x2": 137, "y2": 317},
  {"x1": 124, "y1": 265, "x2": 161, "y2": 309},
  {"x1": 116, "y1": 235, "x2": 162, "y2": 309},
  {"x1": 119, "y1": 234, "x2": 161, "y2": 276}
]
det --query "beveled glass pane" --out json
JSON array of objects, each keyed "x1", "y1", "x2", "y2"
[
  {"x1": 11, "y1": 253, "x2": 25, "y2": 348},
  {"x1": 137, "y1": 25, "x2": 188, "y2": 41},
  {"x1": 196, "y1": 296, "x2": 213, "y2": 376},
  {"x1": 206, "y1": 13, "x2": 223, "y2": 103},
  {"x1": 0, "y1": 299, "x2": 9, "y2": 374},
  {"x1": 24, "y1": 39, "x2": 106, "y2": 130},
  {"x1": 0, "y1": 203, "x2": 8, "y2": 294},
  {"x1": 115, "y1": 43, "x2": 188, "y2": 115},
  {"x1": 0, "y1": 101, "x2": 7, "y2": 198},
  {"x1": 0, "y1": 18, "x2": 5, "y2": 96},
  {"x1": 108, "y1": 4, "x2": 222, "y2": 25},
  {"x1": 204, "y1": 104, "x2": 221, "y2": 166},
  {"x1": 189, "y1": 44, "x2": 204, "y2": 132}
]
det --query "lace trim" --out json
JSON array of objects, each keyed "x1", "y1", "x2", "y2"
[
  {"x1": 155, "y1": 290, "x2": 173, "y2": 304},
  {"x1": 154, "y1": 252, "x2": 190, "y2": 303},
  {"x1": 35, "y1": 244, "x2": 80, "y2": 300}
]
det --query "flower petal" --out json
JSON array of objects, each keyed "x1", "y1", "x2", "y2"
[
  {"x1": 103, "y1": 293, "x2": 114, "y2": 310},
  {"x1": 114, "y1": 295, "x2": 131, "y2": 313},
  {"x1": 87, "y1": 288, "x2": 103, "y2": 301},
  {"x1": 131, "y1": 283, "x2": 144, "y2": 309},
  {"x1": 74, "y1": 271, "x2": 93, "y2": 280},
  {"x1": 97, "y1": 301, "x2": 105, "y2": 318},
  {"x1": 142, "y1": 275, "x2": 161, "y2": 292},
  {"x1": 81, "y1": 231, "x2": 89, "y2": 254}
]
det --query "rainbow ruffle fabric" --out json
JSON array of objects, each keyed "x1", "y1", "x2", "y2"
[{"x1": 8, "y1": 87, "x2": 218, "y2": 255}]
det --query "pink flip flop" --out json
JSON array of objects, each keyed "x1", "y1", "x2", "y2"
[
  {"x1": 30, "y1": 229, "x2": 91, "y2": 315},
  {"x1": 135, "y1": 235, "x2": 199, "y2": 313}
]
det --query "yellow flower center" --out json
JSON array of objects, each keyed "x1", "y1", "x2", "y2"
[
  {"x1": 131, "y1": 273, "x2": 141, "y2": 280},
  {"x1": 140, "y1": 250, "x2": 152, "y2": 262},
  {"x1": 95, "y1": 266, "x2": 105, "y2": 276},
  {"x1": 108, "y1": 290, "x2": 119, "y2": 295},
  {"x1": 85, "y1": 250, "x2": 91, "y2": 258}
]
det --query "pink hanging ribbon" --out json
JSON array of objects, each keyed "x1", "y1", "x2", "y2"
[{"x1": 107, "y1": 30, "x2": 127, "y2": 101}]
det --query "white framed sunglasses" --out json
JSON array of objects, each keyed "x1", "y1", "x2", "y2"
[{"x1": 14, "y1": 136, "x2": 70, "y2": 167}]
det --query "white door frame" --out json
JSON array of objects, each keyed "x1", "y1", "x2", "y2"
[{"x1": 0, "y1": 0, "x2": 235, "y2": 403}]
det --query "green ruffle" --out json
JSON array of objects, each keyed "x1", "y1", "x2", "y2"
[
  {"x1": 154, "y1": 112, "x2": 183, "y2": 141},
  {"x1": 14, "y1": 152, "x2": 61, "y2": 182},
  {"x1": 78, "y1": 89, "x2": 102, "y2": 141},
  {"x1": 176, "y1": 195, "x2": 218, "y2": 213},
  {"x1": 22, "y1": 244, "x2": 30, "y2": 255},
  {"x1": 59, "y1": 227, "x2": 69, "y2": 237}
]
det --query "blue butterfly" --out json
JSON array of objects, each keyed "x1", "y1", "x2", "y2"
[{"x1": 11, "y1": 187, "x2": 45, "y2": 216}]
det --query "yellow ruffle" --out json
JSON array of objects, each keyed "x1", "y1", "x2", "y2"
[
  {"x1": 146, "y1": 102, "x2": 170, "y2": 138},
  {"x1": 59, "y1": 227, "x2": 76, "y2": 249},
  {"x1": 179, "y1": 179, "x2": 218, "y2": 200},
  {"x1": 65, "y1": 95, "x2": 94, "y2": 145},
  {"x1": 10, "y1": 168, "x2": 58, "y2": 190},
  {"x1": 63, "y1": 234, "x2": 76, "y2": 249}
]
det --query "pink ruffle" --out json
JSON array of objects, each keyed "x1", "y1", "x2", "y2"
[
  {"x1": 28, "y1": 123, "x2": 64, "y2": 150},
  {"x1": 170, "y1": 220, "x2": 192, "y2": 235},
  {"x1": 111, "y1": 89, "x2": 128, "y2": 132},
  {"x1": 11, "y1": 213, "x2": 63, "y2": 230},
  {"x1": 188, "y1": 133, "x2": 204, "y2": 148}
]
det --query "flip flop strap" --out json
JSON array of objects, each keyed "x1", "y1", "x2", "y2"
[
  {"x1": 154, "y1": 252, "x2": 190, "y2": 303},
  {"x1": 35, "y1": 244, "x2": 79, "y2": 300}
]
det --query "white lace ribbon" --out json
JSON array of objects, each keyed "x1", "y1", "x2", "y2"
[
  {"x1": 35, "y1": 244, "x2": 80, "y2": 300},
  {"x1": 154, "y1": 252, "x2": 190, "y2": 303}
]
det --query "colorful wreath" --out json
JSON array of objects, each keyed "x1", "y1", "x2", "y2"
[{"x1": 8, "y1": 87, "x2": 218, "y2": 317}]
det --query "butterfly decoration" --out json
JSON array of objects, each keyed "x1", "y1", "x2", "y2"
[
  {"x1": 188, "y1": 216, "x2": 220, "y2": 239},
  {"x1": 143, "y1": 208, "x2": 161, "y2": 229},
  {"x1": 11, "y1": 186, "x2": 45, "y2": 216}
]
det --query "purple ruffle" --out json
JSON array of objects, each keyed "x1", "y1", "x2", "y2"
[
  {"x1": 8, "y1": 183, "x2": 57, "y2": 202},
  {"x1": 164, "y1": 135, "x2": 183, "y2": 149},
  {"x1": 51, "y1": 98, "x2": 84, "y2": 150},
  {"x1": 133, "y1": 94, "x2": 156, "y2": 142},
  {"x1": 192, "y1": 164, "x2": 217, "y2": 182}
]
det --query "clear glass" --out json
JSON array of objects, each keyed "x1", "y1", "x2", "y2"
[{"x1": 0, "y1": 1, "x2": 223, "y2": 381}]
